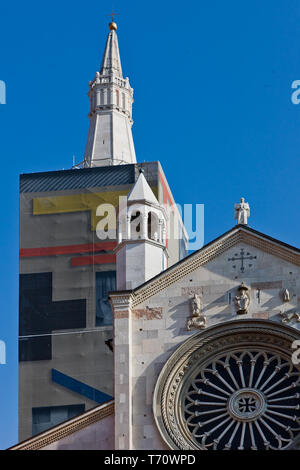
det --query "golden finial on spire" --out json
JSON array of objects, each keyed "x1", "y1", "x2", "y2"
[
  {"x1": 108, "y1": 11, "x2": 118, "y2": 30},
  {"x1": 109, "y1": 22, "x2": 117, "y2": 31}
]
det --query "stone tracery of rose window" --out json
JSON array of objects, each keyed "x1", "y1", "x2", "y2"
[{"x1": 183, "y1": 350, "x2": 300, "y2": 450}]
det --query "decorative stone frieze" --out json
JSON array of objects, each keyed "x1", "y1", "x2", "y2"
[{"x1": 132, "y1": 307, "x2": 163, "y2": 320}]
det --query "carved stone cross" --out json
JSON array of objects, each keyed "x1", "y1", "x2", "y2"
[{"x1": 228, "y1": 248, "x2": 256, "y2": 273}]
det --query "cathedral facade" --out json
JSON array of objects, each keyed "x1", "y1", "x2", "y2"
[{"x1": 110, "y1": 223, "x2": 300, "y2": 450}]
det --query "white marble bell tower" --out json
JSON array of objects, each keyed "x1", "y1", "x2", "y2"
[
  {"x1": 83, "y1": 21, "x2": 136, "y2": 167},
  {"x1": 116, "y1": 170, "x2": 168, "y2": 290}
]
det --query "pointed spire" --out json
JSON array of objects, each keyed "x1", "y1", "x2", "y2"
[
  {"x1": 83, "y1": 22, "x2": 137, "y2": 168},
  {"x1": 100, "y1": 23, "x2": 123, "y2": 77},
  {"x1": 128, "y1": 170, "x2": 158, "y2": 204}
]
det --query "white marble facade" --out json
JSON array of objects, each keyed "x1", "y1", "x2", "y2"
[{"x1": 110, "y1": 226, "x2": 300, "y2": 449}]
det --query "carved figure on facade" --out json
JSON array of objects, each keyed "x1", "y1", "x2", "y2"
[
  {"x1": 234, "y1": 282, "x2": 251, "y2": 315},
  {"x1": 281, "y1": 288, "x2": 291, "y2": 303},
  {"x1": 186, "y1": 294, "x2": 206, "y2": 331},
  {"x1": 280, "y1": 310, "x2": 300, "y2": 324}
]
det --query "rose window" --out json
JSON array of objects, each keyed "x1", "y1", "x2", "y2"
[{"x1": 153, "y1": 321, "x2": 300, "y2": 451}]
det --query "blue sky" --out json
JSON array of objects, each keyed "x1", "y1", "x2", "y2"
[{"x1": 0, "y1": 0, "x2": 300, "y2": 448}]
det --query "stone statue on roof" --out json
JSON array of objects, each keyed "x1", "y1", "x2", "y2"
[{"x1": 235, "y1": 197, "x2": 250, "y2": 225}]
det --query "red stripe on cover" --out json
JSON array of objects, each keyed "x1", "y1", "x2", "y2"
[
  {"x1": 71, "y1": 254, "x2": 116, "y2": 267},
  {"x1": 158, "y1": 171, "x2": 174, "y2": 208},
  {"x1": 20, "y1": 242, "x2": 117, "y2": 258}
]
